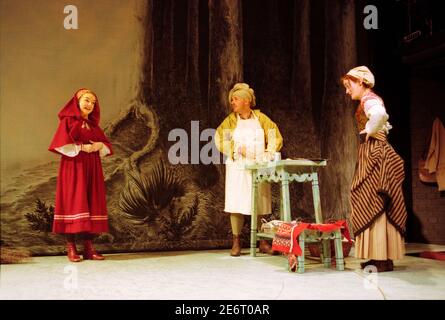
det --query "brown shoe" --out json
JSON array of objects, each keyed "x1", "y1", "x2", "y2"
[
  {"x1": 374, "y1": 260, "x2": 393, "y2": 272},
  {"x1": 259, "y1": 240, "x2": 277, "y2": 255},
  {"x1": 230, "y1": 235, "x2": 241, "y2": 256},
  {"x1": 360, "y1": 259, "x2": 376, "y2": 269},
  {"x1": 386, "y1": 259, "x2": 394, "y2": 271}
]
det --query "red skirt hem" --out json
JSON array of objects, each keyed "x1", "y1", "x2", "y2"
[{"x1": 53, "y1": 220, "x2": 108, "y2": 234}]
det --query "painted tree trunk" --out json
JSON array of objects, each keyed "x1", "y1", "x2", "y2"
[
  {"x1": 104, "y1": 0, "x2": 160, "y2": 171},
  {"x1": 140, "y1": 0, "x2": 154, "y2": 104},
  {"x1": 185, "y1": 0, "x2": 201, "y2": 105},
  {"x1": 320, "y1": 0, "x2": 358, "y2": 222},
  {"x1": 208, "y1": 0, "x2": 243, "y2": 128},
  {"x1": 291, "y1": 0, "x2": 312, "y2": 117}
]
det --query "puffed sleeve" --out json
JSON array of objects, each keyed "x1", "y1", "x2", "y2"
[
  {"x1": 215, "y1": 116, "x2": 235, "y2": 159},
  {"x1": 99, "y1": 144, "x2": 111, "y2": 157},
  {"x1": 260, "y1": 112, "x2": 283, "y2": 153},
  {"x1": 364, "y1": 99, "x2": 389, "y2": 135},
  {"x1": 55, "y1": 144, "x2": 82, "y2": 157}
]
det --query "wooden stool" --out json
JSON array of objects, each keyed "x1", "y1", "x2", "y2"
[
  {"x1": 295, "y1": 228, "x2": 345, "y2": 273},
  {"x1": 272, "y1": 220, "x2": 350, "y2": 273}
]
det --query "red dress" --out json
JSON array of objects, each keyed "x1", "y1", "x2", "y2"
[{"x1": 49, "y1": 90, "x2": 113, "y2": 234}]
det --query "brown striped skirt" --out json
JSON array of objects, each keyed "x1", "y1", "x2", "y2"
[{"x1": 350, "y1": 132, "x2": 407, "y2": 238}]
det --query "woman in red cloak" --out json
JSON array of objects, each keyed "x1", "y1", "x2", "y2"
[{"x1": 49, "y1": 88, "x2": 112, "y2": 262}]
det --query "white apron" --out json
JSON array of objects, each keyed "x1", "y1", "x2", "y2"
[{"x1": 224, "y1": 113, "x2": 271, "y2": 215}]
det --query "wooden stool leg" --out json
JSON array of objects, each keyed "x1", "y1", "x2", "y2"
[
  {"x1": 297, "y1": 233, "x2": 305, "y2": 273},
  {"x1": 334, "y1": 231, "x2": 345, "y2": 271},
  {"x1": 322, "y1": 238, "x2": 331, "y2": 268}
]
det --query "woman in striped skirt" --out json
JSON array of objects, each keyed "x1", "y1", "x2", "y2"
[{"x1": 342, "y1": 66, "x2": 407, "y2": 272}]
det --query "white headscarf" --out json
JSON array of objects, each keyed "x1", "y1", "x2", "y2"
[
  {"x1": 346, "y1": 66, "x2": 375, "y2": 88},
  {"x1": 228, "y1": 83, "x2": 256, "y2": 107}
]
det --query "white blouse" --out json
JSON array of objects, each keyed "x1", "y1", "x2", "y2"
[
  {"x1": 361, "y1": 98, "x2": 393, "y2": 135},
  {"x1": 55, "y1": 144, "x2": 111, "y2": 158}
]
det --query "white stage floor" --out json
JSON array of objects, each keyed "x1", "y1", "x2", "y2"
[{"x1": 1, "y1": 243, "x2": 444, "y2": 300}]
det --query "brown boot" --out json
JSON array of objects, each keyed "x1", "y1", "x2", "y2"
[
  {"x1": 66, "y1": 240, "x2": 81, "y2": 262},
  {"x1": 259, "y1": 240, "x2": 276, "y2": 255},
  {"x1": 230, "y1": 235, "x2": 241, "y2": 256}
]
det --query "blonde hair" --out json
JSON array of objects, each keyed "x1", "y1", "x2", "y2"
[{"x1": 76, "y1": 89, "x2": 97, "y2": 100}]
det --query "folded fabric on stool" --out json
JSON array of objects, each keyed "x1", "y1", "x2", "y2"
[
  {"x1": 260, "y1": 219, "x2": 283, "y2": 234},
  {"x1": 272, "y1": 220, "x2": 352, "y2": 256}
]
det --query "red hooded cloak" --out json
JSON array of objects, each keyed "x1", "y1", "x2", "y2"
[{"x1": 49, "y1": 89, "x2": 112, "y2": 234}]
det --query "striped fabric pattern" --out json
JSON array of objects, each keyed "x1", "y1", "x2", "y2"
[
  {"x1": 350, "y1": 132, "x2": 407, "y2": 237},
  {"x1": 54, "y1": 213, "x2": 108, "y2": 221}
]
